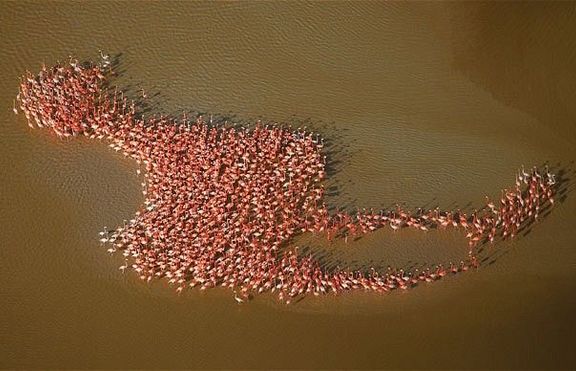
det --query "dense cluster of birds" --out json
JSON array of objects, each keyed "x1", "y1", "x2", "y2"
[{"x1": 15, "y1": 57, "x2": 557, "y2": 303}]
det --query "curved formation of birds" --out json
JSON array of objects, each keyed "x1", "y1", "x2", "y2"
[{"x1": 15, "y1": 56, "x2": 557, "y2": 303}]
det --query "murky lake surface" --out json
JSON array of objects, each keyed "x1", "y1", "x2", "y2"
[{"x1": 1, "y1": 1, "x2": 576, "y2": 368}]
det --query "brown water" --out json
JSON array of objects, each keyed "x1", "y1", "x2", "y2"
[{"x1": 1, "y1": 1, "x2": 576, "y2": 368}]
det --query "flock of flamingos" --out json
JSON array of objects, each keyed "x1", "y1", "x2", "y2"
[{"x1": 14, "y1": 55, "x2": 557, "y2": 304}]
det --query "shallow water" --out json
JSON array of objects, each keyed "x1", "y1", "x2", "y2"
[{"x1": 1, "y1": 1, "x2": 575, "y2": 368}]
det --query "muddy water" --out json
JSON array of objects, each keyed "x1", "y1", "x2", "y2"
[{"x1": 1, "y1": 1, "x2": 575, "y2": 368}]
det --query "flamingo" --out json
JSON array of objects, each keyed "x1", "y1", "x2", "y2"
[{"x1": 15, "y1": 57, "x2": 557, "y2": 304}]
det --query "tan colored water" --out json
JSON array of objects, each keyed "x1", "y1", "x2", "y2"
[{"x1": 1, "y1": 1, "x2": 575, "y2": 368}]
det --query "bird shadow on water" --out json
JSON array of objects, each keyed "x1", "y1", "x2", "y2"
[{"x1": 92, "y1": 54, "x2": 572, "y2": 304}]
